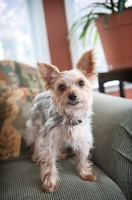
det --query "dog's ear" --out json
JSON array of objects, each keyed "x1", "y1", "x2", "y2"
[
  {"x1": 76, "y1": 50, "x2": 98, "y2": 85},
  {"x1": 37, "y1": 63, "x2": 60, "y2": 90}
]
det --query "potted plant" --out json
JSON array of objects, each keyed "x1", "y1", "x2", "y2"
[{"x1": 70, "y1": 0, "x2": 132, "y2": 69}]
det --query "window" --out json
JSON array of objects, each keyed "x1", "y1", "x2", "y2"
[
  {"x1": 0, "y1": 0, "x2": 50, "y2": 67},
  {"x1": 64, "y1": 0, "x2": 108, "y2": 72}
]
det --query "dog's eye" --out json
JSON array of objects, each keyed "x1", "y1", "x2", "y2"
[
  {"x1": 79, "y1": 81, "x2": 84, "y2": 87},
  {"x1": 59, "y1": 84, "x2": 65, "y2": 91}
]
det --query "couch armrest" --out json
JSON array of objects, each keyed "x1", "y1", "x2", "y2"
[{"x1": 92, "y1": 92, "x2": 132, "y2": 200}]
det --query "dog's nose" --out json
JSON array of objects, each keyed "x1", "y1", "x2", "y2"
[{"x1": 68, "y1": 93, "x2": 77, "y2": 101}]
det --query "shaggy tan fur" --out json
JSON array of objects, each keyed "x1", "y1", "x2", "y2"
[{"x1": 24, "y1": 50, "x2": 98, "y2": 193}]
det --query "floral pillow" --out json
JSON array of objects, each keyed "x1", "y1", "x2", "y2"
[
  {"x1": 0, "y1": 60, "x2": 20, "y2": 89},
  {"x1": 0, "y1": 86, "x2": 43, "y2": 162},
  {"x1": 0, "y1": 60, "x2": 43, "y2": 90}
]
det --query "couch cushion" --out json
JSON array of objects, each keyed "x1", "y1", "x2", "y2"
[
  {"x1": 0, "y1": 86, "x2": 43, "y2": 162},
  {"x1": 0, "y1": 157, "x2": 126, "y2": 200}
]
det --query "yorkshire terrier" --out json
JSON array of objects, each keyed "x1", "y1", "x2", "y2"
[{"x1": 24, "y1": 50, "x2": 98, "y2": 193}]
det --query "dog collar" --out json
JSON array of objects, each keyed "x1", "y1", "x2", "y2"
[{"x1": 69, "y1": 119, "x2": 82, "y2": 126}]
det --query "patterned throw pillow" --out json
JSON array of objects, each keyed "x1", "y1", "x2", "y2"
[
  {"x1": 0, "y1": 60, "x2": 20, "y2": 89},
  {"x1": 17, "y1": 62, "x2": 43, "y2": 89},
  {"x1": 0, "y1": 60, "x2": 43, "y2": 90},
  {"x1": 0, "y1": 86, "x2": 43, "y2": 162}
]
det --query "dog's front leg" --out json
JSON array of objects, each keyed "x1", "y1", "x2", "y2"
[
  {"x1": 39, "y1": 144, "x2": 59, "y2": 193},
  {"x1": 75, "y1": 139, "x2": 97, "y2": 182}
]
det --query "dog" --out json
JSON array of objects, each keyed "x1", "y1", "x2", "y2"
[{"x1": 24, "y1": 50, "x2": 98, "y2": 193}]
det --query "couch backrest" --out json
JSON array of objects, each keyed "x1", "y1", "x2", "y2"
[{"x1": 92, "y1": 92, "x2": 132, "y2": 200}]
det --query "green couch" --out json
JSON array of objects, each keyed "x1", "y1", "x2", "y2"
[{"x1": 0, "y1": 61, "x2": 132, "y2": 200}]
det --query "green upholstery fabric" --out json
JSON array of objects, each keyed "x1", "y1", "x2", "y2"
[
  {"x1": 92, "y1": 93, "x2": 132, "y2": 200},
  {"x1": 0, "y1": 158, "x2": 125, "y2": 200}
]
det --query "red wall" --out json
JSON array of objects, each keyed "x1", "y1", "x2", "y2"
[{"x1": 42, "y1": 0, "x2": 72, "y2": 71}]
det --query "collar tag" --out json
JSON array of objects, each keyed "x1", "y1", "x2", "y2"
[{"x1": 69, "y1": 119, "x2": 82, "y2": 126}]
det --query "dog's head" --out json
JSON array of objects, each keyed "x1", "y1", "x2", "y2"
[{"x1": 37, "y1": 50, "x2": 97, "y2": 117}]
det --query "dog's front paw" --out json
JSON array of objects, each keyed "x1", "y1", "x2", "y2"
[
  {"x1": 31, "y1": 154, "x2": 38, "y2": 162},
  {"x1": 78, "y1": 167, "x2": 97, "y2": 182},
  {"x1": 41, "y1": 175, "x2": 59, "y2": 193},
  {"x1": 57, "y1": 152, "x2": 67, "y2": 160}
]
